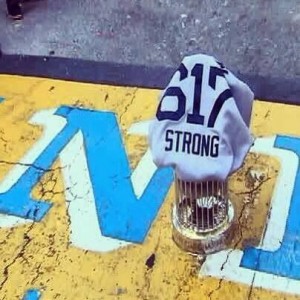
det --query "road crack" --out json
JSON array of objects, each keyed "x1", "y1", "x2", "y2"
[
  {"x1": 207, "y1": 167, "x2": 272, "y2": 299},
  {"x1": 0, "y1": 223, "x2": 35, "y2": 292}
]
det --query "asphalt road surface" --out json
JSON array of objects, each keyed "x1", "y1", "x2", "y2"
[{"x1": 0, "y1": 0, "x2": 299, "y2": 81}]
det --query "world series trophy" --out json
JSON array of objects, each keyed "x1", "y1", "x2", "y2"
[{"x1": 149, "y1": 54, "x2": 254, "y2": 256}]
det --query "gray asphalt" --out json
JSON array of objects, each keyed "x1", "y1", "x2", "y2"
[{"x1": 0, "y1": 0, "x2": 299, "y2": 81}]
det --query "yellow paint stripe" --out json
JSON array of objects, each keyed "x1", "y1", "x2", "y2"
[{"x1": 0, "y1": 75, "x2": 299, "y2": 299}]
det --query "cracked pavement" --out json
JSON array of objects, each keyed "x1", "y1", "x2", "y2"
[{"x1": 0, "y1": 74, "x2": 299, "y2": 299}]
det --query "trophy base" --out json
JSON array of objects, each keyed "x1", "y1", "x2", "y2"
[{"x1": 172, "y1": 201, "x2": 235, "y2": 256}]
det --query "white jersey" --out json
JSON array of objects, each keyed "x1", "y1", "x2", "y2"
[{"x1": 148, "y1": 54, "x2": 254, "y2": 181}]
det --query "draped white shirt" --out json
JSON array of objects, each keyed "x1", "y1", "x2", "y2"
[{"x1": 148, "y1": 54, "x2": 254, "y2": 181}]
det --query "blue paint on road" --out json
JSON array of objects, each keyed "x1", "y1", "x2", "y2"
[
  {"x1": 57, "y1": 106, "x2": 173, "y2": 243},
  {"x1": 0, "y1": 107, "x2": 79, "y2": 220},
  {"x1": 22, "y1": 289, "x2": 41, "y2": 300},
  {"x1": 241, "y1": 135, "x2": 300, "y2": 279},
  {"x1": 0, "y1": 97, "x2": 4, "y2": 103},
  {"x1": 0, "y1": 106, "x2": 173, "y2": 243}
]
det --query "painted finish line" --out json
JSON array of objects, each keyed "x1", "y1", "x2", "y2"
[
  {"x1": 1, "y1": 74, "x2": 300, "y2": 300},
  {"x1": 2, "y1": 105, "x2": 300, "y2": 295}
]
